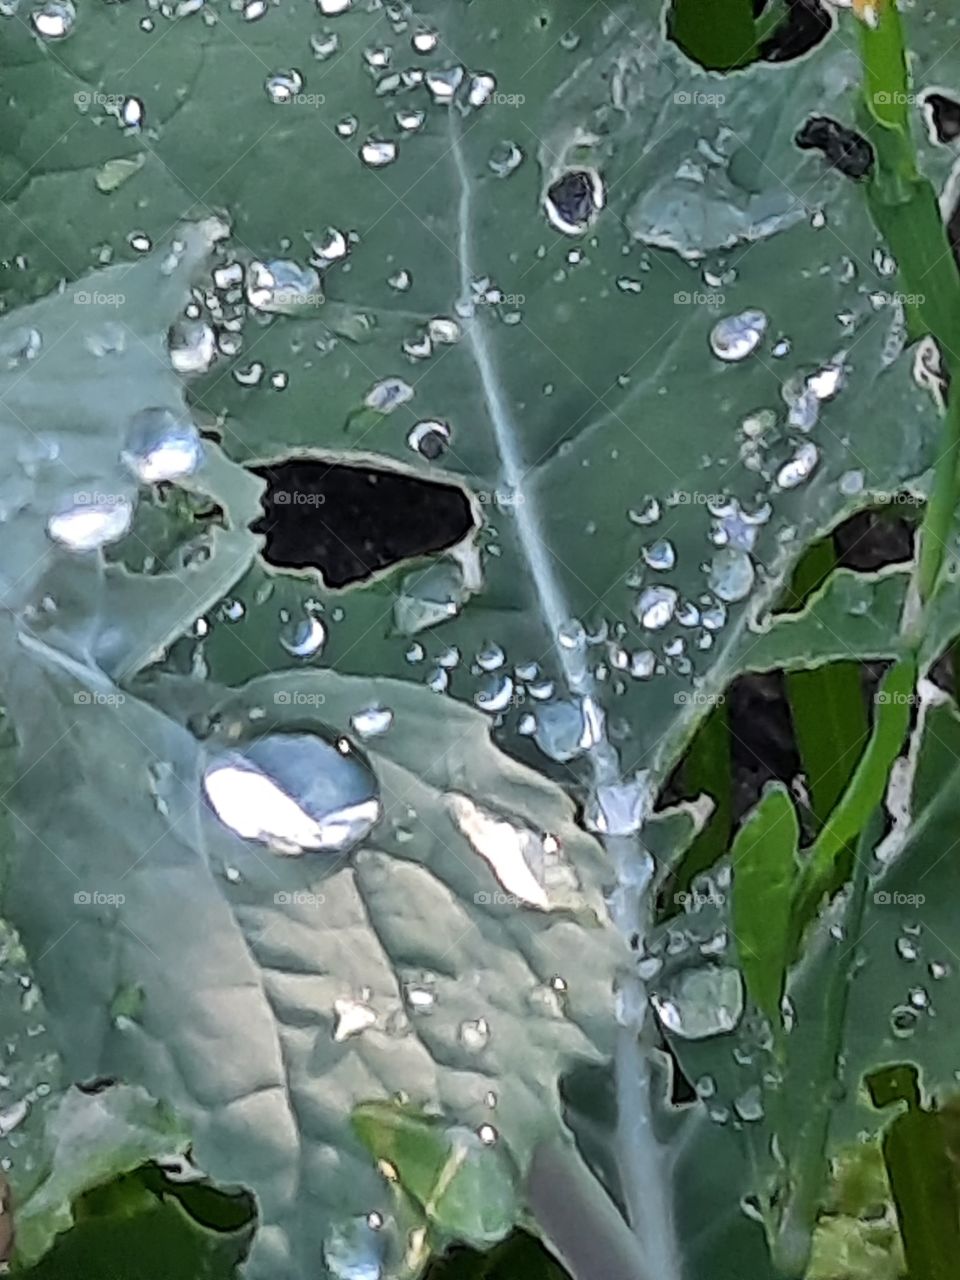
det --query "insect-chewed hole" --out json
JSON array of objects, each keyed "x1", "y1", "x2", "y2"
[{"x1": 249, "y1": 457, "x2": 475, "y2": 589}]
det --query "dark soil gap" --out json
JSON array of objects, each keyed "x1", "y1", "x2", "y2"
[{"x1": 249, "y1": 457, "x2": 474, "y2": 589}]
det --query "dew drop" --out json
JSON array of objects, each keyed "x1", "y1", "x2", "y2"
[
  {"x1": 168, "y1": 319, "x2": 216, "y2": 375},
  {"x1": 360, "y1": 137, "x2": 398, "y2": 168},
  {"x1": 651, "y1": 966, "x2": 744, "y2": 1040},
  {"x1": 203, "y1": 730, "x2": 380, "y2": 856},
  {"x1": 776, "y1": 442, "x2": 820, "y2": 489},
  {"x1": 123, "y1": 407, "x2": 203, "y2": 484},
  {"x1": 350, "y1": 706, "x2": 394, "y2": 738},
  {"x1": 30, "y1": 0, "x2": 74, "y2": 38},
  {"x1": 709, "y1": 309, "x2": 767, "y2": 362},
  {"x1": 247, "y1": 259, "x2": 321, "y2": 313},
  {"x1": 635, "y1": 585, "x2": 678, "y2": 630},
  {"x1": 488, "y1": 141, "x2": 523, "y2": 177},
  {"x1": 365, "y1": 376, "x2": 413, "y2": 413},
  {"x1": 47, "y1": 497, "x2": 133, "y2": 552},
  {"x1": 708, "y1": 548, "x2": 755, "y2": 603},
  {"x1": 279, "y1": 613, "x2": 326, "y2": 659},
  {"x1": 264, "y1": 69, "x2": 303, "y2": 103},
  {"x1": 459, "y1": 1017, "x2": 490, "y2": 1052},
  {"x1": 407, "y1": 420, "x2": 450, "y2": 460}
]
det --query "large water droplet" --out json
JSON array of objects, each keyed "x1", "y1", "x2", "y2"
[
  {"x1": 168, "y1": 319, "x2": 216, "y2": 374},
  {"x1": 203, "y1": 730, "x2": 380, "y2": 855},
  {"x1": 279, "y1": 613, "x2": 326, "y2": 659},
  {"x1": 360, "y1": 137, "x2": 398, "y2": 168},
  {"x1": 123, "y1": 408, "x2": 203, "y2": 484},
  {"x1": 30, "y1": 0, "x2": 74, "y2": 38},
  {"x1": 634, "y1": 585, "x2": 678, "y2": 630},
  {"x1": 708, "y1": 548, "x2": 755, "y2": 602},
  {"x1": 394, "y1": 562, "x2": 467, "y2": 635},
  {"x1": 776, "y1": 442, "x2": 820, "y2": 489},
  {"x1": 350, "y1": 706, "x2": 394, "y2": 738},
  {"x1": 264, "y1": 69, "x2": 303, "y2": 104},
  {"x1": 709, "y1": 309, "x2": 767, "y2": 362},
  {"x1": 651, "y1": 966, "x2": 744, "y2": 1039},
  {"x1": 47, "y1": 496, "x2": 133, "y2": 552},
  {"x1": 247, "y1": 259, "x2": 321, "y2": 313},
  {"x1": 365, "y1": 376, "x2": 413, "y2": 414}
]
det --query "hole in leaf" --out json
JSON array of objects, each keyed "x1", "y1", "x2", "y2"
[
  {"x1": 795, "y1": 115, "x2": 875, "y2": 180},
  {"x1": 666, "y1": 0, "x2": 831, "y2": 71},
  {"x1": 250, "y1": 456, "x2": 475, "y2": 589},
  {"x1": 757, "y1": 0, "x2": 832, "y2": 64},
  {"x1": 922, "y1": 90, "x2": 960, "y2": 144}
]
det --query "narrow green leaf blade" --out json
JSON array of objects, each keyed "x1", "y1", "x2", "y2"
[{"x1": 731, "y1": 784, "x2": 798, "y2": 1033}]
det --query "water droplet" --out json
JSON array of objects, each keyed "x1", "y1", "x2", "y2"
[
  {"x1": 247, "y1": 259, "x2": 321, "y2": 313},
  {"x1": 350, "y1": 706, "x2": 394, "y2": 738},
  {"x1": 733, "y1": 1086, "x2": 764, "y2": 1123},
  {"x1": 332, "y1": 996, "x2": 376, "y2": 1041},
  {"x1": 264, "y1": 69, "x2": 303, "y2": 104},
  {"x1": 545, "y1": 169, "x2": 604, "y2": 235},
  {"x1": 652, "y1": 966, "x2": 744, "y2": 1040},
  {"x1": 488, "y1": 141, "x2": 523, "y2": 177},
  {"x1": 0, "y1": 1097, "x2": 29, "y2": 1136},
  {"x1": 317, "y1": 0, "x2": 350, "y2": 12},
  {"x1": 889, "y1": 1003, "x2": 918, "y2": 1039},
  {"x1": 48, "y1": 497, "x2": 133, "y2": 552},
  {"x1": 0, "y1": 325, "x2": 41, "y2": 368},
  {"x1": 643, "y1": 539, "x2": 676, "y2": 571},
  {"x1": 243, "y1": 0, "x2": 267, "y2": 19},
  {"x1": 459, "y1": 1017, "x2": 490, "y2": 1051},
  {"x1": 896, "y1": 936, "x2": 919, "y2": 962},
  {"x1": 203, "y1": 730, "x2": 380, "y2": 855},
  {"x1": 394, "y1": 562, "x2": 467, "y2": 634},
  {"x1": 776, "y1": 442, "x2": 820, "y2": 490},
  {"x1": 635, "y1": 585, "x2": 678, "y2": 630},
  {"x1": 30, "y1": 0, "x2": 74, "y2": 38},
  {"x1": 425, "y1": 65, "x2": 464, "y2": 103},
  {"x1": 123, "y1": 408, "x2": 202, "y2": 484},
  {"x1": 407, "y1": 420, "x2": 450, "y2": 459},
  {"x1": 708, "y1": 548, "x2": 755, "y2": 602},
  {"x1": 836, "y1": 471, "x2": 865, "y2": 502},
  {"x1": 629, "y1": 496, "x2": 661, "y2": 526},
  {"x1": 168, "y1": 319, "x2": 216, "y2": 374},
  {"x1": 468, "y1": 73, "x2": 496, "y2": 107},
  {"x1": 119, "y1": 95, "x2": 144, "y2": 130},
  {"x1": 360, "y1": 137, "x2": 398, "y2": 168},
  {"x1": 475, "y1": 673, "x2": 514, "y2": 714},
  {"x1": 388, "y1": 269, "x2": 411, "y2": 291},
  {"x1": 396, "y1": 107, "x2": 425, "y2": 132},
  {"x1": 365, "y1": 376, "x2": 412, "y2": 413},
  {"x1": 279, "y1": 613, "x2": 326, "y2": 659},
  {"x1": 529, "y1": 701, "x2": 590, "y2": 763},
  {"x1": 709, "y1": 309, "x2": 767, "y2": 362}
]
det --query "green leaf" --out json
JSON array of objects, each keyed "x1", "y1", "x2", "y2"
[
  {"x1": 731, "y1": 784, "x2": 798, "y2": 1036},
  {"x1": 14, "y1": 1085, "x2": 189, "y2": 1267},
  {"x1": 352, "y1": 1103, "x2": 517, "y2": 1247},
  {"x1": 0, "y1": 643, "x2": 622, "y2": 1279},
  {"x1": 794, "y1": 658, "x2": 916, "y2": 928},
  {"x1": 785, "y1": 540, "x2": 869, "y2": 828},
  {"x1": 867, "y1": 1065, "x2": 960, "y2": 1280}
]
